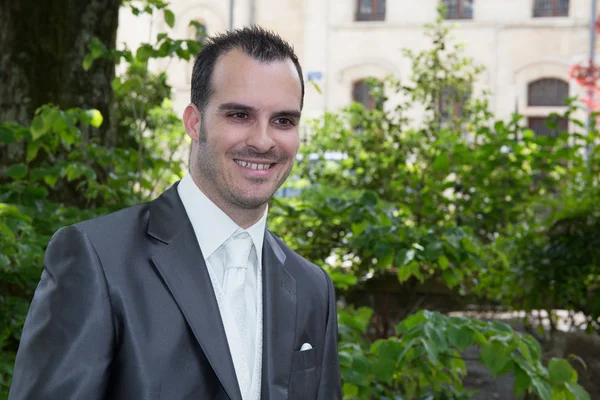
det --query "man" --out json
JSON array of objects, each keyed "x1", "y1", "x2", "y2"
[{"x1": 9, "y1": 26, "x2": 341, "y2": 400}]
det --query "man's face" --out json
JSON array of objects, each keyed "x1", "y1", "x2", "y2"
[{"x1": 185, "y1": 49, "x2": 302, "y2": 217}]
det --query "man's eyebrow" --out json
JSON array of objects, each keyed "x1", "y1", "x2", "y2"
[
  {"x1": 218, "y1": 102, "x2": 301, "y2": 120},
  {"x1": 217, "y1": 102, "x2": 257, "y2": 113},
  {"x1": 272, "y1": 110, "x2": 302, "y2": 120}
]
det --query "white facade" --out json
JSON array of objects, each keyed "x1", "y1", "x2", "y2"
[{"x1": 117, "y1": 0, "x2": 597, "y2": 125}]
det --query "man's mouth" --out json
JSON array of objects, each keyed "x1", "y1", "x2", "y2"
[{"x1": 234, "y1": 159, "x2": 273, "y2": 170}]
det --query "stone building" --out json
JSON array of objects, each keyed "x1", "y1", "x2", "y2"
[{"x1": 118, "y1": 0, "x2": 596, "y2": 134}]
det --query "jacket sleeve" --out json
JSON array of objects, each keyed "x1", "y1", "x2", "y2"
[
  {"x1": 9, "y1": 225, "x2": 114, "y2": 400},
  {"x1": 317, "y1": 271, "x2": 342, "y2": 400}
]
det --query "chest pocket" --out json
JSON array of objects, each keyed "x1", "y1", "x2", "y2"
[{"x1": 288, "y1": 347, "x2": 319, "y2": 400}]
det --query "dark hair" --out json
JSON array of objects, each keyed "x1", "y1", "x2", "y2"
[{"x1": 190, "y1": 26, "x2": 305, "y2": 111}]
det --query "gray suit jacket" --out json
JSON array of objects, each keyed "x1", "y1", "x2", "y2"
[{"x1": 9, "y1": 183, "x2": 341, "y2": 400}]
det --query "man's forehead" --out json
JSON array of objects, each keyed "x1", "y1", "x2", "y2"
[
  {"x1": 213, "y1": 48, "x2": 297, "y2": 77},
  {"x1": 209, "y1": 49, "x2": 302, "y2": 110}
]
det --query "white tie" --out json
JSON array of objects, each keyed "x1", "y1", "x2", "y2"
[{"x1": 223, "y1": 231, "x2": 253, "y2": 374}]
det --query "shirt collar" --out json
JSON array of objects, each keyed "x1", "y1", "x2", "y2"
[{"x1": 177, "y1": 172, "x2": 267, "y2": 264}]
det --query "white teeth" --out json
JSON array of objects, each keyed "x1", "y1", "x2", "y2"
[{"x1": 235, "y1": 160, "x2": 271, "y2": 170}]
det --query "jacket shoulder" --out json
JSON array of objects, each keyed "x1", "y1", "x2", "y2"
[
  {"x1": 74, "y1": 202, "x2": 151, "y2": 239},
  {"x1": 268, "y1": 232, "x2": 332, "y2": 286}
]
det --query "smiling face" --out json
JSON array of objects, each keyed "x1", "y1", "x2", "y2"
[{"x1": 183, "y1": 49, "x2": 302, "y2": 227}]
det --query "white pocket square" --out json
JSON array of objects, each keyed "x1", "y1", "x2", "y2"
[{"x1": 300, "y1": 342, "x2": 313, "y2": 351}]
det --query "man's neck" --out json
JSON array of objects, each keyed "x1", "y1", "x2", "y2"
[{"x1": 189, "y1": 172, "x2": 266, "y2": 229}]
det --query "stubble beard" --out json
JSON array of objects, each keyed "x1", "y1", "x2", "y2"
[{"x1": 193, "y1": 120, "x2": 294, "y2": 210}]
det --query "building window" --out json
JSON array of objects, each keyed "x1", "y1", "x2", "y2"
[
  {"x1": 191, "y1": 21, "x2": 208, "y2": 43},
  {"x1": 438, "y1": 87, "x2": 470, "y2": 121},
  {"x1": 443, "y1": 0, "x2": 474, "y2": 20},
  {"x1": 355, "y1": 0, "x2": 386, "y2": 21},
  {"x1": 527, "y1": 78, "x2": 569, "y2": 106},
  {"x1": 352, "y1": 79, "x2": 382, "y2": 110},
  {"x1": 533, "y1": 0, "x2": 569, "y2": 17},
  {"x1": 527, "y1": 116, "x2": 569, "y2": 137}
]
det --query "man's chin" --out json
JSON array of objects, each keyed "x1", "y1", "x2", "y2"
[{"x1": 234, "y1": 190, "x2": 277, "y2": 210}]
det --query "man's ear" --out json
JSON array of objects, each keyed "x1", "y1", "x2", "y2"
[{"x1": 183, "y1": 104, "x2": 201, "y2": 142}]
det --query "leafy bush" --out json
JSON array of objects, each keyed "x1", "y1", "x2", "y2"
[
  {"x1": 338, "y1": 308, "x2": 589, "y2": 399},
  {"x1": 270, "y1": 5, "x2": 598, "y2": 399}
]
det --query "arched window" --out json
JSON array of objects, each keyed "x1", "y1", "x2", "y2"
[
  {"x1": 438, "y1": 87, "x2": 470, "y2": 122},
  {"x1": 352, "y1": 79, "x2": 382, "y2": 110},
  {"x1": 527, "y1": 115, "x2": 569, "y2": 137},
  {"x1": 527, "y1": 78, "x2": 569, "y2": 106},
  {"x1": 527, "y1": 78, "x2": 569, "y2": 136},
  {"x1": 190, "y1": 21, "x2": 208, "y2": 44},
  {"x1": 533, "y1": 0, "x2": 569, "y2": 17}
]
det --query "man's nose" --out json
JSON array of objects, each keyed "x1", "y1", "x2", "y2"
[{"x1": 246, "y1": 120, "x2": 275, "y2": 152}]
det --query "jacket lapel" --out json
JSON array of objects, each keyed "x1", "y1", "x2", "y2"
[
  {"x1": 147, "y1": 184, "x2": 242, "y2": 400},
  {"x1": 261, "y1": 232, "x2": 297, "y2": 399}
]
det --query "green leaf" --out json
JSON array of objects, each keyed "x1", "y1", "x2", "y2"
[
  {"x1": 423, "y1": 241, "x2": 443, "y2": 261},
  {"x1": 460, "y1": 236, "x2": 477, "y2": 253},
  {"x1": 30, "y1": 116, "x2": 46, "y2": 140},
  {"x1": 398, "y1": 312, "x2": 427, "y2": 332},
  {"x1": 442, "y1": 269, "x2": 461, "y2": 288},
  {"x1": 0, "y1": 125, "x2": 16, "y2": 144},
  {"x1": 44, "y1": 175, "x2": 59, "y2": 188},
  {"x1": 342, "y1": 383, "x2": 359, "y2": 396},
  {"x1": 156, "y1": 32, "x2": 169, "y2": 43},
  {"x1": 395, "y1": 248, "x2": 416, "y2": 267},
  {"x1": 565, "y1": 383, "x2": 591, "y2": 400},
  {"x1": 52, "y1": 114, "x2": 67, "y2": 132},
  {"x1": 88, "y1": 109, "x2": 103, "y2": 128},
  {"x1": 449, "y1": 355, "x2": 467, "y2": 377},
  {"x1": 513, "y1": 363, "x2": 531, "y2": 397},
  {"x1": 371, "y1": 339, "x2": 403, "y2": 362},
  {"x1": 42, "y1": 107, "x2": 59, "y2": 131},
  {"x1": 26, "y1": 141, "x2": 41, "y2": 162},
  {"x1": 490, "y1": 321, "x2": 513, "y2": 333},
  {"x1": 425, "y1": 323, "x2": 447, "y2": 350},
  {"x1": 518, "y1": 341, "x2": 533, "y2": 363},
  {"x1": 136, "y1": 44, "x2": 154, "y2": 62},
  {"x1": 23, "y1": 185, "x2": 48, "y2": 199},
  {"x1": 548, "y1": 358, "x2": 575, "y2": 385},
  {"x1": 523, "y1": 129, "x2": 535, "y2": 139},
  {"x1": 309, "y1": 79, "x2": 322, "y2": 94},
  {"x1": 438, "y1": 255, "x2": 449, "y2": 270},
  {"x1": 343, "y1": 366, "x2": 368, "y2": 386},
  {"x1": 164, "y1": 9, "x2": 175, "y2": 28},
  {"x1": 494, "y1": 121, "x2": 506, "y2": 133},
  {"x1": 6, "y1": 164, "x2": 28, "y2": 180},
  {"x1": 351, "y1": 353, "x2": 370, "y2": 375},
  {"x1": 448, "y1": 325, "x2": 474, "y2": 351},
  {"x1": 361, "y1": 190, "x2": 378, "y2": 206},
  {"x1": 433, "y1": 153, "x2": 450, "y2": 172},
  {"x1": 351, "y1": 221, "x2": 367, "y2": 236},
  {"x1": 531, "y1": 377, "x2": 553, "y2": 400},
  {"x1": 370, "y1": 358, "x2": 395, "y2": 383},
  {"x1": 422, "y1": 338, "x2": 440, "y2": 366},
  {"x1": 479, "y1": 340, "x2": 510, "y2": 375},
  {"x1": 0, "y1": 220, "x2": 15, "y2": 243},
  {"x1": 328, "y1": 271, "x2": 357, "y2": 290},
  {"x1": 338, "y1": 350, "x2": 353, "y2": 368},
  {"x1": 0, "y1": 203, "x2": 29, "y2": 220},
  {"x1": 82, "y1": 53, "x2": 95, "y2": 71},
  {"x1": 397, "y1": 260, "x2": 418, "y2": 283}
]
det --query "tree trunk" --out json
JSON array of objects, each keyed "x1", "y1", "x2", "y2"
[{"x1": 0, "y1": 0, "x2": 119, "y2": 145}]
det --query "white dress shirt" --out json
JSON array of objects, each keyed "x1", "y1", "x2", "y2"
[{"x1": 177, "y1": 172, "x2": 265, "y2": 397}]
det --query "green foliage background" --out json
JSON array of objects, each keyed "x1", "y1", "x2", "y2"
[{"x1": 1, "y1": 3, "x2": 599, "y2": 399}]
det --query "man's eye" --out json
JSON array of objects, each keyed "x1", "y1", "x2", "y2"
[
  {"x1": 231, "y1": 112, "x2": 248, "y2": 120},
  {"x1": 274, "y1": 118, "x2": 294, "y2": 126}
]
